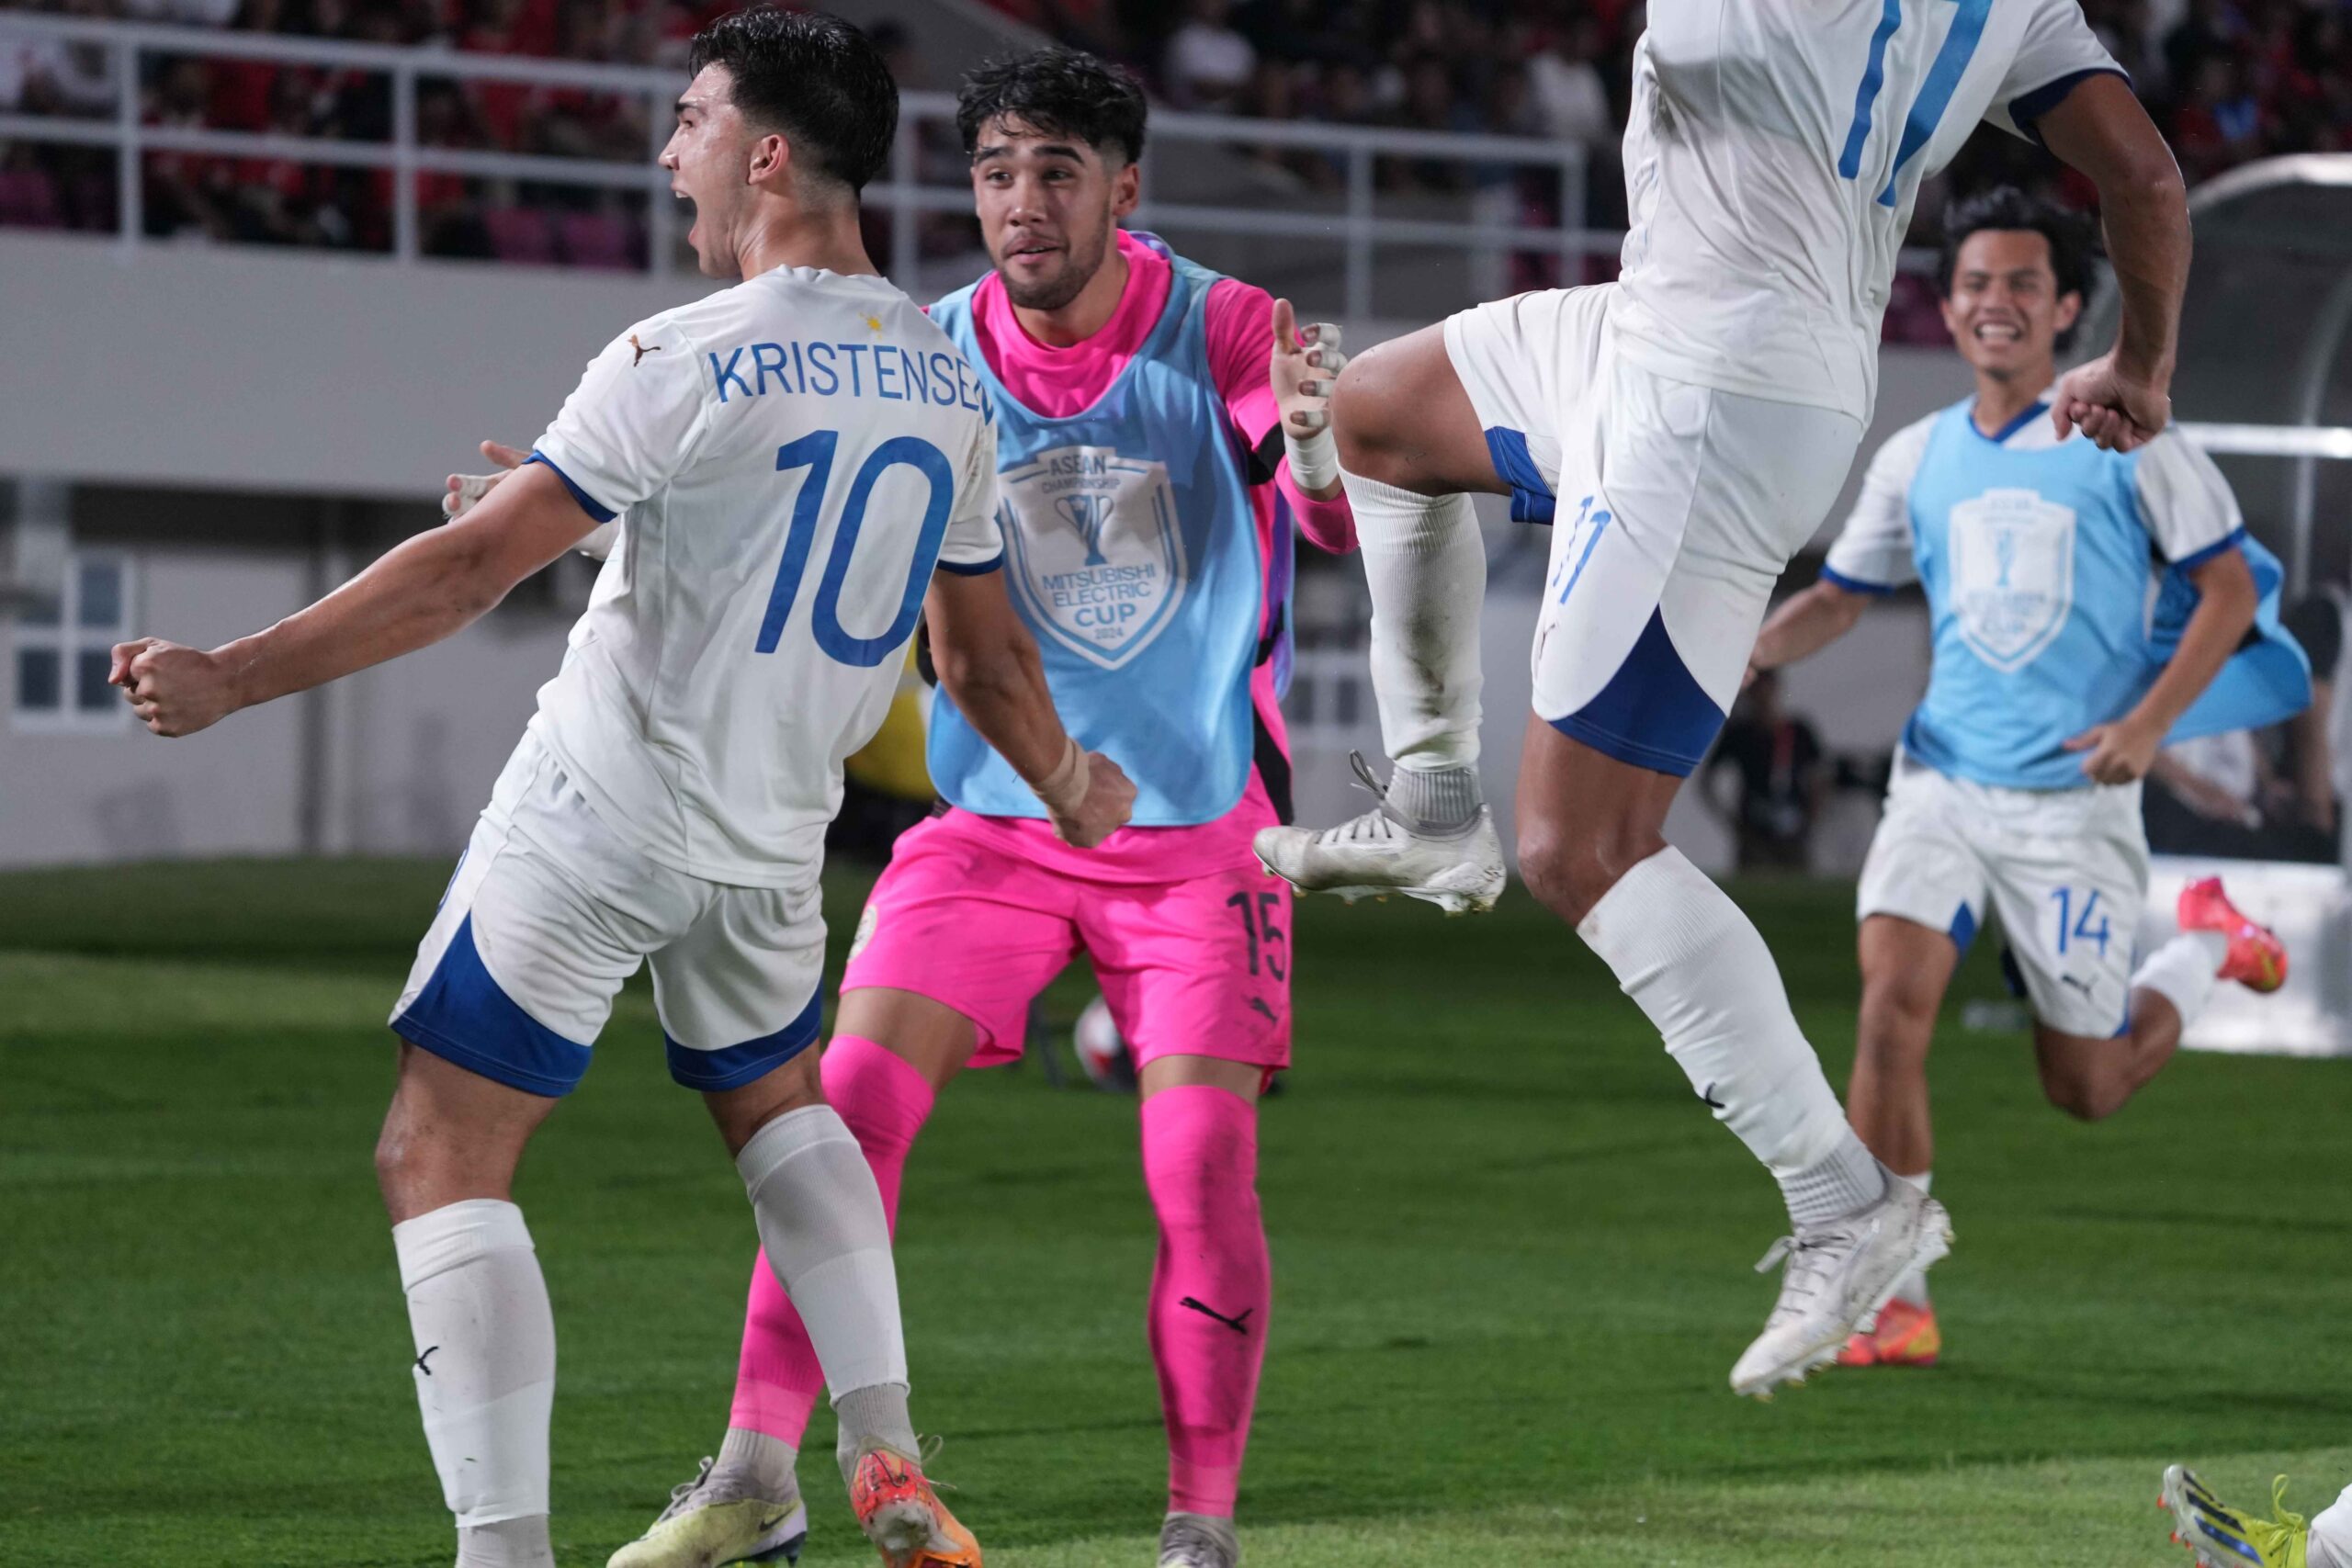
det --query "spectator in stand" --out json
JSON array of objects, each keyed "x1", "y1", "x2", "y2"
[
  {"x1": 1163, "y1": 0, "x2": 1254, "y2": 111},
  {"x1": 2172, "y1": 54, "x2": 2265, "y2": 181},
  {"x1": 1529, "y1": 15, "x2": 1612, "y2": 149}
]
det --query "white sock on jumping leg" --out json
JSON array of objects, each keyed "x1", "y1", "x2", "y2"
[
  {"x1": 1576, "y1": 848, "x2": 1885, "y2": 1227},
  {"x1": 2132, "y1": 931, "x2": 2230, "y2": 1030},
  {"x1": 1343, "y1": 467, "x2": 1487, "y2": 826}
]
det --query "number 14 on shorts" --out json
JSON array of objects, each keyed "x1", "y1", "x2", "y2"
[{"x1": 2045, "y1": 886, "x2": 2112, "y2": 958}]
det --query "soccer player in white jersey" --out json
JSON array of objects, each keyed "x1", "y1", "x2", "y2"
[
  {"x1": 1749, "y1": 187, "x2": 2301, "y2": 1370},
  {"x1": 1254, "y1": 0, "x2": 2195, "y2": 1395},
  {"x1": 107, "y1": 12, "x2": 1134, "y2": 1567}
]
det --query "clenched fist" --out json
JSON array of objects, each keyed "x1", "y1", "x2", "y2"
[{"x1": 109, "y1": 637, "x2": 242, "y2": 737}]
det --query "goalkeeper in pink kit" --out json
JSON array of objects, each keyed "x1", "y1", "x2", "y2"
[{"x1": 610, "y1": 48, "x2": 1356, "y2": 1568}]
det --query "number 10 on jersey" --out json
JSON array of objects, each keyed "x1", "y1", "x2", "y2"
[{"x1": 756, "y1": 428, "x2": 954, "y2": 668}]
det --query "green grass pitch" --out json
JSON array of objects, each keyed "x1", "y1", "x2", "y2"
[{"x1": 2, "y1": 857, "x2": 2346, "y2": 1565}]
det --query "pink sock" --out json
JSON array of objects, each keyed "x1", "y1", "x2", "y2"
[
  {"x1": 727, "y1": 1034, "x2": 935, "y2": 1445},
  {"x1": 1142, "y1": 1084, "x2": 1270, "y2": 1519}
]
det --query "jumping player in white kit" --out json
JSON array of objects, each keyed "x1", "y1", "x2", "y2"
[
  {"x1": 107, "y1": 12, "x2": 1130, "y2": 1567},
  {"x1": 1254, "y1": 0, "x2": 2195, "y2": 1395}
]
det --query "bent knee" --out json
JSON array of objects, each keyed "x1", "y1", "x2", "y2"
[
  {"x1": 1517, "y1": 819, "x2": 1665, "y2": 925},
  {"x1": 2039, "y1": 1067, "x2": 2124, "y2": 1122},
  {"x1": 1330, "y1": 351, "x2": 1409, "y2": 482},
  {"x1": 1856, "y1": 981, "x2": 1942, "y2": 1059}
]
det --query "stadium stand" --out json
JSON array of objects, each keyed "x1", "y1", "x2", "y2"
[{"x1": 7, "y1": 0, "x2": 2348, "y2": 330}]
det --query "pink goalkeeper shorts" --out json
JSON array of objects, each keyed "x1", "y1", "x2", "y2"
[{"x1": 841, "y1": 810, "x2": 1293, "y2": 1074}]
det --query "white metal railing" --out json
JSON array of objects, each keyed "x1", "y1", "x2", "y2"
[{"x1": 0, "y1": 13, "x2": 1611, "y2": 317}]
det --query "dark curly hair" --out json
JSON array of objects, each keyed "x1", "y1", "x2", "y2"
[
  {"x1": 687, "y1": 7, "x2": 898, "y2": 194},
  {"x1": 956, "y1": 46, "x2": 1148, "y2": 167},
  {"x1": 1937, "y1": 186, "x2": 2099, "y2": 350}
]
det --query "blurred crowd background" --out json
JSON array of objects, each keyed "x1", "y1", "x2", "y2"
[{"x1": 4, "y1": 0, "x2": 2346, "y2": 319}]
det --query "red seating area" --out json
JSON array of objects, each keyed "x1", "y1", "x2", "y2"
[{"x1": 6, "y1": 0, "x2": 2351, "y2": 332}]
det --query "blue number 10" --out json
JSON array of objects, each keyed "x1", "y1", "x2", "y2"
[
  {"x1": 756, "y1": 429, "x2": 954, "y2": 667},
  {"x1": 1838, "y1": 0, "x2": 1992, "y2": 208}
]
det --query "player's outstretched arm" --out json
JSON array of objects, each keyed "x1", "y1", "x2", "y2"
[
  {"x1": 111, "y1": 462, "x2": 605, "y2": 737},
  {"x1": 2037, "y1": 73, "x2": 2191, "y2": 453},
  {"x1": 922, "y1": 569, "x2": 1136, "y2": 846},
  {"x1": 1747, "y1": 578, "x2": 1869, "y2": 686},
  {"x1": 2066, "y1": 547, "x2": 2257, "y2": 783}
]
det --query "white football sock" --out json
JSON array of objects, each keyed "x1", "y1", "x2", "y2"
[
  {"x1": 2310, "y1": 1483, "x2": 2352, "y2": 1568},
  {"x1": 1891, "y1": 1170, "x2": 1933, "y2": 1303},
  {"x1": 1344, "y1": 467, "x2": 1486, "y2": 773},
  {"x1": 390, "y1": 1199, "x2": 557, "y2": 1556},
  {"x1": 1577, "y1": 847, "x2": 1883, "y2": 1225},
  {"x1": 2132, "y1": 931, "x2": 2230, "y2": 1029},
  {"x1": 713, "y1": 1426, "x2": 798, "y2": 1501},
  {"x1": 457, "y1": 1517, "x2": 555, "y2": 1568},
  {"x1": 736, "y1": 1105, "x2": 911, "y2": 1408}
]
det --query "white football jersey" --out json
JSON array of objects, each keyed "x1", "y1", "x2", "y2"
[
  {"x1": 1613, "y1": 0, "x2": 2120, "y2": 424},
  {"x1": 528, "y1": 266, "x2": 1002, "y2": 887}
]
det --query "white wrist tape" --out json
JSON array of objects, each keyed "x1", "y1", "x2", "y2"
[
  {"x1": 1035, "y1": 737, "x2": 1091, "y2": 818},
  {"x1": 1284, "y1": 424, "x2": 1341, "y2": 493}
]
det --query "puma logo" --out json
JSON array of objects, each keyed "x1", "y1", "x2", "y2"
[
  {"x1": 1180, "y1": 1297, "x2": 1253, "y2": 1336},
  {"x1": 629, "y1": 333, "x2": 662, "y2": 367}
]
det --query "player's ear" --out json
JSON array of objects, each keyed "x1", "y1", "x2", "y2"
[
  {"x1": 748, "y1": 129, "x2": 790, "y2": 187},
  {"x1": 2053, "y1": 290, "x2": 2084, "y2": 336},
  {"x1": 1109, "y1": 158, "x2": 1141, "y2": 220}
]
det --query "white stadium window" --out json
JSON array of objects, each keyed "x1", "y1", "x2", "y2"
[{"x1": 11, "y1": 552, "x2": 135, "y2": 734}]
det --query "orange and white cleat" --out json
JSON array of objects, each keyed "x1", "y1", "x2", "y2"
[
  {"x1": 2177, "y1": 877, "x2": 2290, "y2": 993},
  {"x1": 848, "y1": 1446, "x2": 982, "y2": 1568},
  {"x1": 1835, "y1": 1296, "x2": 1941, "y2": 1368}
]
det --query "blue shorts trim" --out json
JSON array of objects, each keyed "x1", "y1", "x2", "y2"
[
  {"x1": 392, "y1": 914, "x2": 594, "y2": 1098},
  {"x1": 1544, "y1": 609, "x2": 1725, "y2": 778},
  {"x1": 935, "y1": 551, "x2": 1005, "y2": 577},
  {"x1": 1482, "y1": 427, "x2": 1556, "y2": 524},
  {"x1": 665, "y1": 988, "x2": 824, "y2": 1091},
  {"x1": 1819, "y1": 565, "x2": 1898, "y2": 597},
  {"x1": 1947, "y1": 902, "x2": 1978, "y2": 954},
  {"x1": 527, "y1": 451, "x2": 618, "y2": 524}
]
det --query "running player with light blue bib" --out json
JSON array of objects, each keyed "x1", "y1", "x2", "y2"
[
  {"x1": 1255, "y1": 0, "x2": 2200, "y2": 1395},
  {"x1": 1750, "y1": 186, "x2": 2307, "y2": 1370}
]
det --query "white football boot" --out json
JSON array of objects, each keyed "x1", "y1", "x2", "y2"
[
  {"x1": 1159, "y1": 1512, "x2": 1239, "y2": 1568},
  {"x1": 607, "y1": 1457, "x2": 808, "y2": 1568},
  {"x1": 1251, "y1": 753, "x2": 1506, "y2": 916},
  {"x1": 1729, "y1": 1179, "x2": 1953, "y2": 1399}
]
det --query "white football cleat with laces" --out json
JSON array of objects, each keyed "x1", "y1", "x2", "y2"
[
  {"x1": 1729, "y1": 1179, "x2": 1953, "y2": 1399},
  {"x1": 607, "y1": 1457, "x2": 808, "y2": 1568},
  {"x1": 1252, "y1": 753, "x2": 1507, "y2": 916}
]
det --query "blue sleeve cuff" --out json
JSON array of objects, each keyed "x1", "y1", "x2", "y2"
[
  {"x1": 2010, "y1": 66, "x2": 2131, "y2": 144},
  {"x1": 935, "y1": 552, "x2": 1005, "y2": 577},
  {"x1": 2172, "y1": 526, "x2": 2247, "y2": 571},
  {"x1": 1820, "y1": 564, "x2": 1898, "y2": 597},
  {"x1": 527, "y1": 451, "x2": 617, "y2": 525}
]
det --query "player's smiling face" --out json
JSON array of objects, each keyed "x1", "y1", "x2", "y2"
[
  {"x1": 660, "y1": 64, "x2": 763, "y2": 278},
  {"x1": 969, "y1": 116, "x2": 1140, "y2": 312},
  {"x1": 1940, "y1": 229, "x2": 2081, "y2": 384}
]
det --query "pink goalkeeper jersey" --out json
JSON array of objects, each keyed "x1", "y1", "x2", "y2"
[{"x1": 941, "y1": 230, "x2": 1357, "y2": 883}]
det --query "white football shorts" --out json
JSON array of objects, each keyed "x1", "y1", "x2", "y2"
[
  {"x1": 390, "y1": 729, "x2": 828, "y2": 1097},
  {"x1": 1444, "y1": 284, "x2": 1864, "y2": 774},
  {"x1": 1857, "y1": 751, "x2": 2149, "y2": 1038}
]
